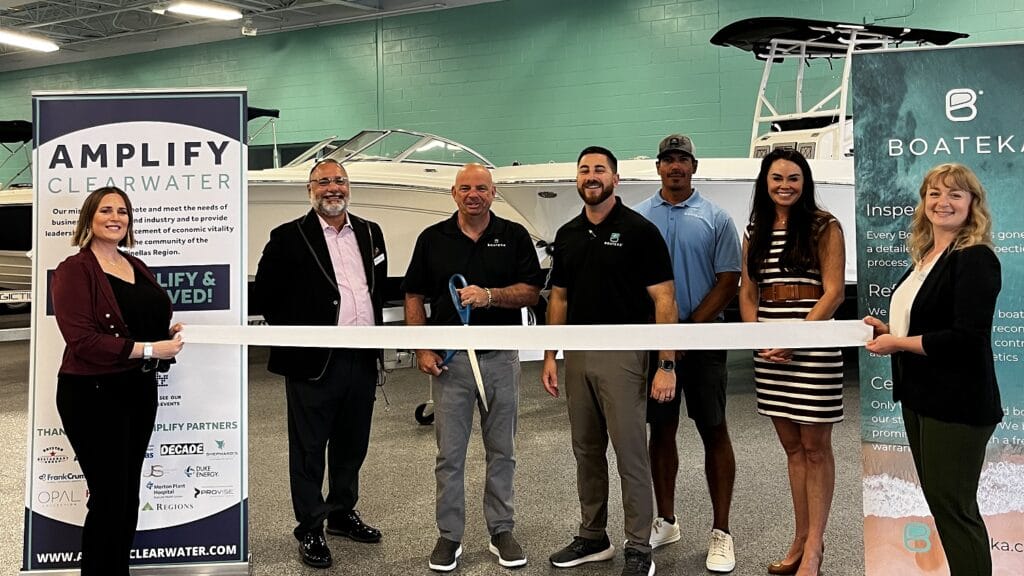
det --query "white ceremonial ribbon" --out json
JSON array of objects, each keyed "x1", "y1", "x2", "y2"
[{"x1": 182, "y1": 320, "x2": 871, "y2": 351}]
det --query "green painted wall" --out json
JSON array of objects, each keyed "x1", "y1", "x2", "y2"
[{"x1": 2, "y1": 0, "x2": 1024, "y2": 184}]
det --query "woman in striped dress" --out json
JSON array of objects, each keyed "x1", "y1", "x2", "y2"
[{"x1": 739, "y1": 149, "x2": 845, "y2": 576}]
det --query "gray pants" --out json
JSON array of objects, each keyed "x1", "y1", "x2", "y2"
[
  {"x1": 564, "y1": 350, "x2": 653, "y2": 554},
  {"x1": 434, "y1": 350, "x2": 520, "y2": 542}
]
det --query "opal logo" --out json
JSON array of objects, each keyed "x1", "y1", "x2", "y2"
[
  {"x1": 903, "y1": 521, "x2": 932, "y2": 553},
  {"x1": 945, "y1": 88, "x2": 980, "y2": 122}
]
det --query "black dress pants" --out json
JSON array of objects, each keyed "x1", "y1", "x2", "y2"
[
  {"x1": 56, "y1": 369, "x2": 158, "y2": 576},
  {"x1": 285, "y1": 349, "x2": 377, "y2": 537}
]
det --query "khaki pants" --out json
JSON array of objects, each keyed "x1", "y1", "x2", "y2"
[{"x1": 564, "y1": 350, "x2": 653, "y2": 553}]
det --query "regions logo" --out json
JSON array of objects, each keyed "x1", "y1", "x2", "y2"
[
  {"x1": 160, "y1": 443, "x2": 204, "y2": 456},
  {"x1": 141, "y1": 501, "x2": 195, "y2": 512},
  {"x1": 37, "y1": 446, "x2": 69, "y2": 464}
]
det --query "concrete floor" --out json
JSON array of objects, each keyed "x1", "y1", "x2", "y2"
[{"x1": 1, "y1": 340, "x2": 866, "y2": 575}]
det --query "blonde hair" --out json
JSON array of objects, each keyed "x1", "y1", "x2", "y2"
[
  {"x1": 71, "y1": 187, "x2": 136, "y2": 249},
  {"x1": 907, "y1": 163, "x2": 992, "y2": 265}
]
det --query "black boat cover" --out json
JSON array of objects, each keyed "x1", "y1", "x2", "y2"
[
  {"x1": 711, "y1": 17, "x2": 968, "y2": 60},
  {"x1": 0, "y1": 120, "x2": 32, "y2": 144},
  {"x1": 247, "y1": 106, "x2": 280, "y2": 121}
]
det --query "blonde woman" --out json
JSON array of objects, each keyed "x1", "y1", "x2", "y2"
[{"x1": 864, "y1": 163, "x2": 1002, "y2": 576}]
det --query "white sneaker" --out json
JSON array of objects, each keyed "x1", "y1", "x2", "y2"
[
  {"x1": 705, "y1": 529, "x2": 735, "y2": 572},
  {"x1": 649, "y1": 517, "x2": 680, "y2": 549}
]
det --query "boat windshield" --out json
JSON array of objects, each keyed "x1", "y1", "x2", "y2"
[{"x1": 326, "y1": 129, "x2": 492, "y2": 167}]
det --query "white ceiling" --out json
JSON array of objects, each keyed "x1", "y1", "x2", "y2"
[{"x1": 0, "y1": 0, "x2": 501, "y2": 72}]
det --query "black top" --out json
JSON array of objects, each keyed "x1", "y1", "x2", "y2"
[
  {"x1": 106, "y1": 273, "x2": 171, "y2": 344},
  {"x1": 891, "y1": 245, "x2": 1003, "y2": 426},
  {"x1": 403, "y1": 212, "x2": 544, "y2": 326},
  {"x1": 550, "y1": 197, "x2": 673, "y2": 325}
]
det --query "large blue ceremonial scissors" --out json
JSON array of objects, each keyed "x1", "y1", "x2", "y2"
[{"x1": 440, "y1": 274, "x2": 488, "y2": 411}]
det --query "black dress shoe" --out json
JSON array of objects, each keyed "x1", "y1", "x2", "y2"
[
  {"x1": 298, "y1": 530, "x2": 332, "y2": 568},
  {"x1": 326, "y1": 510, "x2": 382, "y2": 543}
]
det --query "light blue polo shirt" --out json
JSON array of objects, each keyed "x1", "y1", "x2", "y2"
[{"x1": 633, "y1": 190, "x2": 741, "y2": 320}]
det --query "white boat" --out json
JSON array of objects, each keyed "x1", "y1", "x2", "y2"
[
  {"x1": 495, "y1": 157, "x2": 857, "y2": 281},
  {"x1": 248, "y1": 129, "x2": 544, "y2": 298},
  {"x1": 0, "y1": 126, "x2": 543, "y2": 304},
  {"x1": 493, "y1": 17, "x2": 967, "y2": 286}
]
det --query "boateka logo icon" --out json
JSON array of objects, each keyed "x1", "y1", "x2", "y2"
[{"x1": 945, "y1": 88, "x2": 980, "y2": 122}]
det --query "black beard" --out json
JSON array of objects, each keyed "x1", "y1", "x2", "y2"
[{"x1": 577, "y1": 182, "x2": 614, "y2": 206}]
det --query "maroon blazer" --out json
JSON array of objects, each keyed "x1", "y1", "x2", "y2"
[{"x1": 51, "y1": 248, "x2": 172, "y2": 375}]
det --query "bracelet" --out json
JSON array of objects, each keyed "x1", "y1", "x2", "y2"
[
  {"x1": 484, "y1": 287, "x2": 493, "y2": 308},
  {"x1": 143, "y1": 342, "x2": 154, "y2": 360}
]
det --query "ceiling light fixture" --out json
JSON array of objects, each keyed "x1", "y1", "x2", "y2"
[
  {"x1": 153, "y1": 1, "x2": 243, "y2": 21},
  {"x1": 0, "y1": 28, "x2": 60, "y2": 53}
]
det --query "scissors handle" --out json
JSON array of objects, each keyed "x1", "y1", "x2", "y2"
[
  {"x1": 448, "y1": 273, "x2": 471, "y2": 326},
  {"x1": 438, "y1": 274, "x2": 470, "y2": 368}
]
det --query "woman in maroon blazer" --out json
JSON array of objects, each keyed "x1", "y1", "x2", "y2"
[
  {"x1": 51, "y1": 186, "x2": 184, "y2": 576},
  {"x1": 864, "y1": 164, "x2": 1002, "y2": 576}
]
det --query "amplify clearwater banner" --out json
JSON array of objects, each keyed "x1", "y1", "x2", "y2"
[
  {"x1": 853, "y1": 44, "x2": 1024, "y2": 575},
  {"x1": 23, "y1": 91, "x2": 249, "y2": 573}
]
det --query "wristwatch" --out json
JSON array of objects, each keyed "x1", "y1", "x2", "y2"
[
  {"x1": 143, "y1": 343, "x2": 154, "y2": 360},
  {"x1": 657, "y1": 359, "x2": 675, "y2": 372}
]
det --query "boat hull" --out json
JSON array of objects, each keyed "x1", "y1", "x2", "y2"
[{"x1": 494, "y1": 157, "x2": 857, "y2": 283}]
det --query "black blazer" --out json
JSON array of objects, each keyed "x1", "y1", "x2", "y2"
[
  {"x1": 890, "y1": 244, "x2": 1002, "y2": 426},
  {"x1": 255, "y1": 209, "x2": 387, "y2": 380}
]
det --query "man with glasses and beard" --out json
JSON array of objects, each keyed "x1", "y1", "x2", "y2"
[
  {"x1": 255, "y1": 158, "x2": 388, "y2": 569},
  {"x1": 542, "y1": 146, "x2": 677, "y2": 576}
]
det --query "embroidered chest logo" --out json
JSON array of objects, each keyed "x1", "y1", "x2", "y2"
[
  {"x1": 487, "y1": 238, "x2": 507, "y2": 248},
  {"x1": 604, "y1": 232, "x2": 622, "y2": 247}
]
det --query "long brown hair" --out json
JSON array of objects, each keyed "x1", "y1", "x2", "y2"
[
  {"x1": 746, "y1": 149, "x2": 831, "y2": 281},
  {"x1": 71, "y1": 186, "x2": 136, "y2": 248}
]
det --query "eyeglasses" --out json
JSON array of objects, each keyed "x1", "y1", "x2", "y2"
[{"x1": 309, "y1": 177, "x2": 349, "y2": 187}]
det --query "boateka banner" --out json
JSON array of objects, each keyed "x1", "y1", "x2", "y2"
[
  {"x1": 23, "y1": 90, "x2": 249, "y2": 574},
  {"x1": 853, "y1": 44, "x2": 1024, "y2": 574}
]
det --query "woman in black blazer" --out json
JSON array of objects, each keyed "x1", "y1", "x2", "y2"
[{"x1": 864, "y1": 163, "x2": 1001, "y2": 576}]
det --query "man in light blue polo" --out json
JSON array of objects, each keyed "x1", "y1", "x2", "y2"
[{"x1": 633, "y1": 134, "x2": 742, "y2": 573}]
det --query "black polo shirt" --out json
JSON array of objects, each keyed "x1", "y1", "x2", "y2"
[
  {"x1": 550, "y1": 197, "x2": 673, "y2": 325},
  {"x1": 403, "y1": 211, "x2": 544, "y2": 326}
]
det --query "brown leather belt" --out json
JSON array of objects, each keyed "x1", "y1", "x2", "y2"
[{"x1": 760, "y1": 283, "x2": 824, "y2": 302}]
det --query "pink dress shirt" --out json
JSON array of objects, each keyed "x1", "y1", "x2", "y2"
[{"x1": 319, "y1": 215, "x2": 375, "y2": 327}]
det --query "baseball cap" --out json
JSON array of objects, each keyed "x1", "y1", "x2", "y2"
[{"x1": 657, "y1": 134, "x2": 696, "y2": 160}]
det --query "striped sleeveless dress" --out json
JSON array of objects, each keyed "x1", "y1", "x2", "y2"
[{"x1": 751, "y1": 226, "x2": 844, "y2": 424}]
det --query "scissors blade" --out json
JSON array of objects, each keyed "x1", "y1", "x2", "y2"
[{"x1": 466, "y1": 348, "x2": 488, "y2": 412}]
